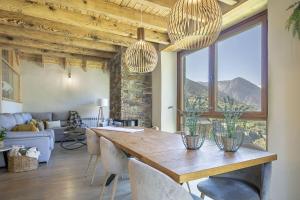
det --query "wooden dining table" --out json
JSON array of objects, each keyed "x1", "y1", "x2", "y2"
[{"x1": 92, "y1": 127, "x2": 277, "y2": 184}]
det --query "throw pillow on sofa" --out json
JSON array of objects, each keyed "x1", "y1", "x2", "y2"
[
  {"x1": 12, "y1": 124, "x2": 39, "y2": 132},
  {"x1": 36, "y1": 121, "x2": 45, "y2": 131},
  {"x1": 28, "y1": 119, "x2": 45, "y2": 131},
  {"x1": 46, "y1": 120, "x2": 61, "y2": 129},
  {"x1": 32, "y1": 119, "x2": 37, "y2": 124},
  {"x1": 28, "y1": 119, "x2": 37, "y2": 126}
]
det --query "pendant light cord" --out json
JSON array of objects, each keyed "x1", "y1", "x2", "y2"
[{"x1": 140, "y1": 6, "x2": 143, "y2": 27}]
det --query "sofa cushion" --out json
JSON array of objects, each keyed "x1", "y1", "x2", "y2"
[
  {"x1": 27, "y1": 119, "x2": 45, "y2": 132},
  {"x1": 12, "y1": 124, "x2": 39, "y2": 132},
  {"x1": 13, "y1": 113, "x2": 25, "y2": 125},
  {"x1": 31, "y1": 112, "x2": 53, "y2": 121},
  {"x1": 60, "y1": 121, "x2": 68, "y2": 127},
  {"x1": 21, "y1": 113, "x2": 32, "y2": 123},
  {"x1": 0, "y1": 114, "x2": 17, "y2": 130},
  {"x1": 36, "y1": 121, "x2": 45, "y2": 131},
  {"x1": 53, "y1": 111, "x2": 69, "y2": 121},
  {"x1": 46, "y1": 120, "x2": 61, "y2": 129}
]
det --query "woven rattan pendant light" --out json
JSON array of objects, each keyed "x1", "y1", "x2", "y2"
[
  {"x1": 168, "y1": 0, "x2": 223, "y2": 50},
  {"x1": 125, "y1": 10, "x2": 158, "y2": 73}
]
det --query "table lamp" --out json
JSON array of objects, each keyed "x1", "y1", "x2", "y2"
[{"x1": 97, "y1": 98, "x2": 108, "y2": 127}]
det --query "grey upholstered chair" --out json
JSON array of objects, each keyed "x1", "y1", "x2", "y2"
[
  {"x1": 99, "y1": 137, "x2": 129, "y2": 200},
  {"x1": 128, "y1": 158, "x2": 202, "y2": 200},
  {"x1": 197, "y1": 144, "x2": 272, "y2": 200},
  {"x1": 85, "y1": 129, "x2": 101, "y2": 185}
]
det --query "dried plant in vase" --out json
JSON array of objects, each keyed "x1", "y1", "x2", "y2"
[
  {"x1": 0, "y1": 128, "x2": 7, "y2": 148},
  {"x1": 175, "y1": 96, "x2": 208, "y2": 150},
  {"x1": 287, "y1": 1, "x2": 300, "y2": 39},
  {"x1": 213, "y1": 96, "x2": 249, "y2": 152}
]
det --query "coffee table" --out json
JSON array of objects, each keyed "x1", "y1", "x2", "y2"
[
  {"x1": 0, "y1": 146, "x2": 12, "y2": 168},
  {"x1": 60, "y1": 129, "x2": 86, "y2": 150}
]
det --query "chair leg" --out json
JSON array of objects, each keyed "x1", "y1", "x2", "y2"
[
  {"x1": 90, "y1": 155, "x2": 100, "y2": 185},
  {"x1": 110, "y1": 175, "x2": 119, "y2": 200},
  {"x1": 99, "y1": 173, "x2": 110, "y2": 200},
  {"x1": 85, "y1": 155, "x2": 93, "y2": 177},
  {"x1": 186, "y1": 182, "x2": 192, "y2": 193},
  {"x1": 200, "y1": 193, "x2": 205, "y2": 199}
]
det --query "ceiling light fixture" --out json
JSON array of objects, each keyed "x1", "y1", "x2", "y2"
[
  {"x1": 125, "y1": 8, "x2": 158, "y2": 73},
  {"x1": 168, "y1": 0, "x2": 223, "y2": 50}
]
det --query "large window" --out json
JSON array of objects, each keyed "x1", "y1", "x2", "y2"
[
  {"x1": 178, "y1": 12, "x2": 268, "y2": 149},
  {"x1": 217, "y1": 25, "x2": 263, "y2": 112},
  {"x1": 2, "y1": 49, "x2": 20, "y2": 102},
  {"x1": 184, "y1": 48, "x2": 209, "y2": 112}
]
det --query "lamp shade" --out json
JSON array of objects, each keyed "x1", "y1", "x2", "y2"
[
  {"x1": 125, "y1": 27, "x2": 158, "y2": 73},
  {"x1": 168, "y1": 0, "x2": 222, "y2": 50},
  {"x1": 97, "y1": 98, "x2": 109, "y2": 107}
]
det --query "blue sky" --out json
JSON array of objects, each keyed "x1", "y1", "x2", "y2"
[{"x1": 186, "y1": 24, "x2": 262, "y2": 86}]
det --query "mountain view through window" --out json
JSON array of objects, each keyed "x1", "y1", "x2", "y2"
[
  {"x1": 185, "y1": 25, "x2": 262, "y2": 111},
  {"x1": 183, "y1": 23, "x2": 267, "y2": 149}
]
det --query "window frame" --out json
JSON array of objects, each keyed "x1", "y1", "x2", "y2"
[
  {"x1": 1, "y1": 49, "x2": 21, "y2": 103},
  {"x1": 177, "y1": 11, "x2": 268, "y2": 129}
]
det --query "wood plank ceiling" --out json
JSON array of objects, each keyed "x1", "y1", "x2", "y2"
[{"x1": 0, "y1": 0, "x2": 245, "y2": 69}]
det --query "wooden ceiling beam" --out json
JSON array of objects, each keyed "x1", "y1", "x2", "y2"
[
  {"x1": 0, "y1": 0, "x2": 170, "y2": 44},
  {"x1": 139, "y1": 0, "x2": 176, "y2": 9},
  {"x1": 140, "y1": 0, "x2": 237, "y2": 8},
  {"x1": 0, "y1": 43, "x2": 107, "y2": 63},
  {"x1": 28, "y1": 0, "x2": 168, "y2": 32},
  {"x1": 0, "y1": 34, "x2": 114, "y2": 58},
  {"x1": 0, "y1": 24, "x2": 118, "y2": 53},
  {"x1": 20, "y1": 53, "x2": 107, "y2": 69},
  {"x1": 0, "y1": 11, "x2": 137, "y2": 47}
]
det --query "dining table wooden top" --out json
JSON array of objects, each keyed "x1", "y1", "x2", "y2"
[{"x1": 92, "y1": 127, "x2": 277, "y2": 183}]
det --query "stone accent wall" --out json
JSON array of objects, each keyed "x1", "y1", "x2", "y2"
[
  {"x1": 109, "y1": 48, "x2": 152, "y2": 127},
  {"x1": 109, "y1": 51, "x2": 122, "y2": 120}
]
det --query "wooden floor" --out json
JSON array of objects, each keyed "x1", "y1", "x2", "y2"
[
  {"x1": 0, "y1": 143, "x2": 206, "y2": 200},
  {"x1": 0, "y1": 144, "x2": 131, "y2": 200}
]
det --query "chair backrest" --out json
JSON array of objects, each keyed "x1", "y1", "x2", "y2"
[
  {"x1": 213, "y1": 143, "x2": 272, "y2": 200},
  {"x1": 99, "y1": 137, "x2": 128, "y2": 174},
  {"x1": 86, "y1": 129, "x2": 100, "y2": 155},
  {"x1": 128, "y1": 158, "x2": 194, "y2": 200},
  {"x1": 214, "y1": 164, "x2": 262, "y2": 189}
]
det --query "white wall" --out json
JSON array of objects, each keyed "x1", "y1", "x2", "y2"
[
  {"x1": 152, "y1": 52, "x2": 177, "y2": 132},
  {"x1": 152, "y1": 53, "x2": 162, "y2": 129},
  {"x1": 21, "y1": 60, "x2": 110, "y2": 118},
  {"x1": 161, "y1": 52, "x2": 177, "y2": 132},
  {"x1": 1, "y1": 100, "x2": 22, "y2": 113},
  {"x1": 268, "y1": 0, "x2": 300, "y2": 199}
]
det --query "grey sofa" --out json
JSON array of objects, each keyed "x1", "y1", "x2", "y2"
[
  {"x1": 1, "y1": 111, "x2": 86, "y2": 163},
  {"x1": 0, "y1": 113, "x2": 54, "y2": 162},
  {"x1": 31, "y1": 111, "x2": 72, "y2": 142}
]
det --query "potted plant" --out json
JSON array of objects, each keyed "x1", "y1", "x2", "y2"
[
  {"x1": 213, "y1": 97, "x2": 248, "y2": 152},
  {"x1": 287, "y1": 1, "x2": 300, "y2": 39},
  {"x1": 177, "y1": 96, "x2": 208, "y2": 150},
  {"x1": 0, "y1": 128, "x2": 7, "y2": 148}
]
